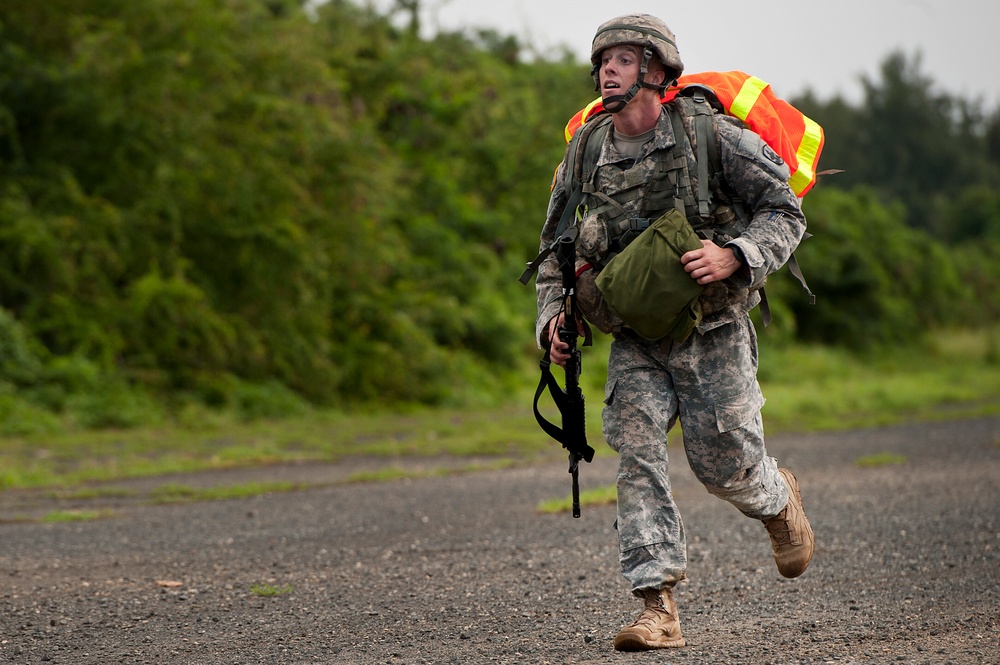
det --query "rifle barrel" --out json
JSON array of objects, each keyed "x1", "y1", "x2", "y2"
[{"x1": 570, "y1": 453, "x2": 582, "y2": 518}]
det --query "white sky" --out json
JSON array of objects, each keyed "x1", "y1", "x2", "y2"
[{"x1": 366, "y1": 0, "x2": 1000, "y2": 109}]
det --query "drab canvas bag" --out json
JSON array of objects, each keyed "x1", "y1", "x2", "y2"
[{"x1": 595, "y1": 208, "x2": 705, "y2": 342}]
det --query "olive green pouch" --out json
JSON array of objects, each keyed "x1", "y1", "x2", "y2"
[{"x1": 595, "y1": 209, "x2": 705, "y2": 342}]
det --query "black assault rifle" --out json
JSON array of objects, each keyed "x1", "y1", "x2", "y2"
[{"x1": 519, "y1": 226, "x2": 595, "y2": 518}]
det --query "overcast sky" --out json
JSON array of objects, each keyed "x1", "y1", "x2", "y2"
[{"x1": 366, "y1": 0, "x2": 1000, "y2": 109}]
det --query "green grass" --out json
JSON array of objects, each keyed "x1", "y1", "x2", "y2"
[
  {"x1": 41, "y1": 509, "x2": 112, "y2": 523},
  {"x1": 538, "y1": 484, "x2": 618, "y2": 514},
  {"x1": 250, "y1": 583, "x2": 293, "y2": 598},
  {"x1": 4, "y1": 482, "x2": 326, "y2": 525},
  {"x1": 46, "y1": 486, "x2": 133, "y2": 501},
  {"x1": 757, "y1": 332, "x2": 1000, "y2": 432},
  {"x1": 0, "y1": 404, "x2": 562, "y2": 491},
  {"x1": 1, "y1": 329, "x2": 998, "y2": 494},
  {"x1": 855, "y1": 452, "x2": 909, "y2": 468}
]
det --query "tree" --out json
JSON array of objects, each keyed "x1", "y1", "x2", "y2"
[
  {"x1": 791, "y1": 188, "x2": 971, "y2": 347},
  {"x1": 793, "y1": 52, "x2": 1000, "y2": 234}
]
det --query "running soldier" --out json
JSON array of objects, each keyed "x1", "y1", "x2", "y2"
[{"x1": 533, "y1": 14, "x2": 815, "y2": 651}]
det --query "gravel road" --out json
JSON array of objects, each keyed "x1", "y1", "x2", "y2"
[{"x1": 1, "y1": 416, "x2": 998, "y2": 664}]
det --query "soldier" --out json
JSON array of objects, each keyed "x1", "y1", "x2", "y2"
[{"x1": 533, "y1": 14, "x2": 815, "y2": 651}]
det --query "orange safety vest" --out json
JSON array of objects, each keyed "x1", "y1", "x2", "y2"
[{"x1": 563, "y1": 71, "x2": 825, "y2": 197}]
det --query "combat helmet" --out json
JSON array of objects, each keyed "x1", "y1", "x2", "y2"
[{"x1": 590, "y1": 14, "x2": 684, "y2": 113}]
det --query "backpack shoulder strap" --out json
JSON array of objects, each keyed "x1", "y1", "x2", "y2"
[
  {"x1": 556, "y1": 114, "x2": 613, "y2": 238},
  {"x1": 518, "y1": 114, "x2": 613, "y2": 285},
  {"x1": 662, "y1": 93, "x2": 720, "y2": 225},
  {"x1": 682, "y1": 89, "x2": 722, "y2": 221}
]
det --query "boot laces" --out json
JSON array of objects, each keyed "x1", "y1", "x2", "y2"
[
  {"x1": 764, "y1": 507, "x2": 794, "y2": 546},
  {"x1": 631, "y1": 595, "x2": 671, "y2": 629}
]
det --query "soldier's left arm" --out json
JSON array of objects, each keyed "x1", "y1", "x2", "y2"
[{"x1": 716, "y1": 117, "x2": 807, "y2": 291}]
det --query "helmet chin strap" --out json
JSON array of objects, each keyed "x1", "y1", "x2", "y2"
[
  {"x1": 593, "y1": 46, "x2": 668, "y2": 114},
  {"x1": 602, "y1": 94, "x2": 630, "y2": 114}
]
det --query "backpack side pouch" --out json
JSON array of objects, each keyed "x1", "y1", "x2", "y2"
[{"x1": 595, "y1": 209, "x2": 705, "y2": 342}]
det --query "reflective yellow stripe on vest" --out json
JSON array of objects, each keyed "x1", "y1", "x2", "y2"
[
  {"x1": 789, "y1": 114, "x2": 823, "y2": 196},
  {"x1": 729, "y1": 75, "x2": 768, "y2": 121},
  {"x1": 565, "y1": 98, "x2": 605, "y2": 143},
  {"x1": 730, "y1": 75, "x2": 823, "y2": 197}
]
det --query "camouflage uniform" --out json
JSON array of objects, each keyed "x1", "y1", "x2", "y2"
[{"x1": 534, "y1": 103, "x2": 806, "y2": 592}]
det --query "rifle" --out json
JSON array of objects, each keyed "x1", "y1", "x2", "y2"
[{"x1": 519, "y1": 226, "x2": 595, "y2": 518}]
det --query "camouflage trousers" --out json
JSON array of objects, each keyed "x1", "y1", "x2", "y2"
[{"x1": 602, "y1": 315, "x2": 788, "y2": 592}]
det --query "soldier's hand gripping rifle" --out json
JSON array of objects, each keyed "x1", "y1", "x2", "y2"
[{"x1": 519, "y1": 226, "x2": 595, "y2": 518}]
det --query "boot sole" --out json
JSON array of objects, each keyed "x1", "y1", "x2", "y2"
[{"x1": 614, "y1": 634, "x2": 687, "y2": 651}]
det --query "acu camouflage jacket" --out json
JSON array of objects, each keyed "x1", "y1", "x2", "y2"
[{"x1": 534, "y1": 98, "x2": 807, "y2": 346}]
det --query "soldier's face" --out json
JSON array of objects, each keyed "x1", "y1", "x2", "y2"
[{"x1": 598, "y1": 45, "x2": 642, "y2": 102}]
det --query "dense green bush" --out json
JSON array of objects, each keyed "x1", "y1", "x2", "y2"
[
  {"x1": 0, "y1": 1, "x2": 998, "y2": 430},
  {"x1": 786, "y1": 188, "x2": 973, "y2": 348},
  {"x1": 0, "y1": 0, "x2": 585, "y2": 418}
]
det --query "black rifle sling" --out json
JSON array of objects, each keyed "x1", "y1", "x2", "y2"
[
  {"x1": 531, "y1": 227, "x2": 595, "y2": 466},
  {"x1": 531, "y1": 353, "x2": 578, "y2": 453},
  {"x1": 531, "y1": 349, "x2": 595, "y2": 468}
]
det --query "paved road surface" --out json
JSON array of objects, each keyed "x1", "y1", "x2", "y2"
[{"x1": 1, "y1": 417, "x2": 998, "y2": 664}]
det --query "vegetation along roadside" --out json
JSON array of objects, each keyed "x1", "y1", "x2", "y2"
[
  {"x1": 2, "y1": 2, "x2": 999, "y2": 505},
  {"x1": 2, "y1": 327, "x2": 999, "y2": 496}
]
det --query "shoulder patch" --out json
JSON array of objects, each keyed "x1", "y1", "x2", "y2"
[
  {"x1": 734, "y1": 128, "x2": 790, "y2": 180},
  {"x1": 761, "y1": 143, "x2": 784, "y2": 166}
]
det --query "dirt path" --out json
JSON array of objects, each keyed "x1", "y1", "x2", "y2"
[{"x1": 1, "y1": 417, "x2": 998, "y2": 664}]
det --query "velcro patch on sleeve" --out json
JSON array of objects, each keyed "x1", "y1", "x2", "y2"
[{"x1": 735, "y1": 129, "x2": 790, "y2": 180}]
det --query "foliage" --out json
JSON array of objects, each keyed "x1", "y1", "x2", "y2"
[
  {"x1": 0, "y1": 2, "x2": 998, "y2": 429},
  {"x1": 785, "y1": 188, "x2": 972, "y2": 347},
  {"x1": 794, "y1": 51, "x2": 1000, "y2": 234},
  {"x1": 0, "y1": 0, "x2": 584, "y2": 417}
]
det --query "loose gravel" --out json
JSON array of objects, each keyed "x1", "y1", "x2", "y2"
[{"x1": 1, "y1": 417, "x2": 998, "y2": 664}]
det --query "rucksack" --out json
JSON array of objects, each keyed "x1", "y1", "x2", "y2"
[
  {"x1": 564, "y1": 71, "x2": 825, "y2": 198},
  {"x1": 558, "y1": 76, "x2": 818, "y2": 326}
]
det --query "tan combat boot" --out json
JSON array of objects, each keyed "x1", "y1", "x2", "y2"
[
  {"x1": 762, "y1": 468, "x2": 815, "y2": 578},
  {"x1": 613, "y1": 586, "x2": 686, "y2": 651}
]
